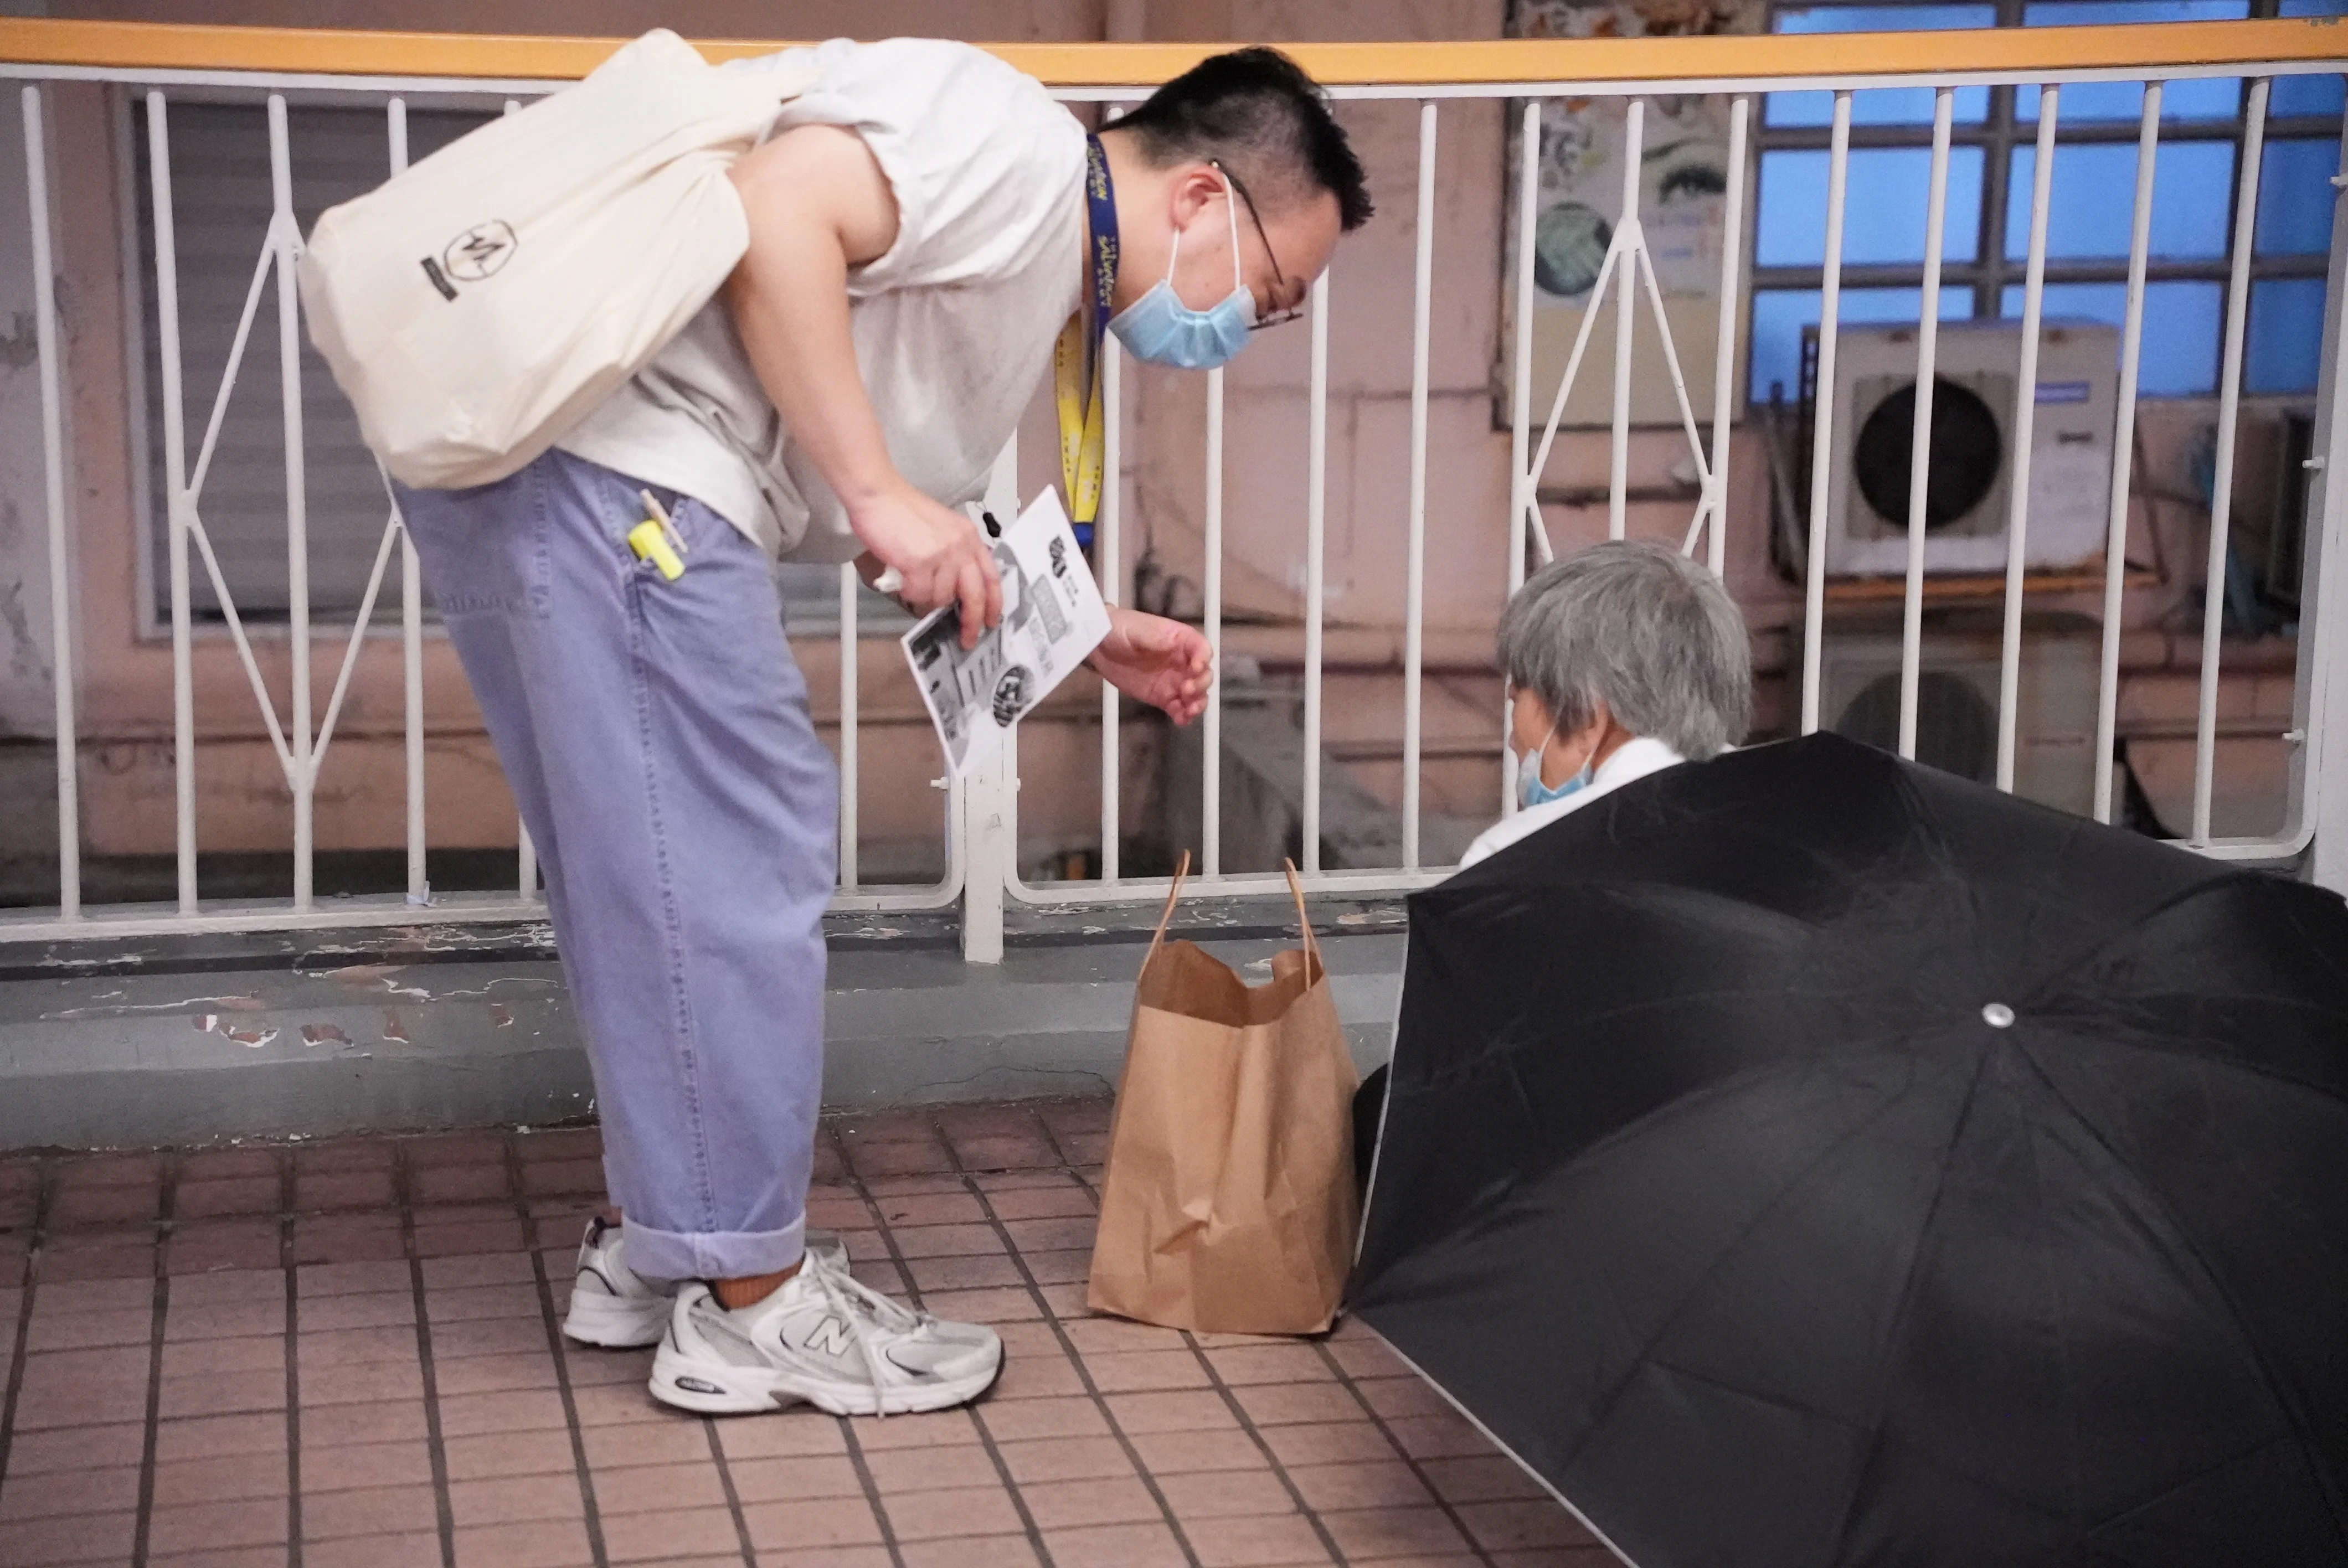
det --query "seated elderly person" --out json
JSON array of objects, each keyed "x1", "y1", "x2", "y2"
[
  {"x1": 1355, "y1": 540, "x2": 1750, "y2": 1192},
  {"x1": 1460, "y1": 537, "x2": 1752, "y2": 868}
]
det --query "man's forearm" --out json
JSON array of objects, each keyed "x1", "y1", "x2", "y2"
[{"x1": 723, "y1": 228, "x2": 901, "y2": 512}]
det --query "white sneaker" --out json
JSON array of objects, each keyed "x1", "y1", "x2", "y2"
[
  {"x1": 649, "y1": 1246, "x2": 1003, "y2": 1416},
  {"x1": 563, "y1": 1218, "x2": 847, "y2": 1350}
]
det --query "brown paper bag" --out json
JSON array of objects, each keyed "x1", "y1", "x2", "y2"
[{"x1": 1087, "y1": 855, "x2": 1360, "y2": 1335}]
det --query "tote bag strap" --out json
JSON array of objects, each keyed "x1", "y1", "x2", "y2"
[
  {"x1": 1281, "y1": 858, "x2": 1324, "y2": 982},
  {"x1": 1141, "y1": 850, "x2": 1192, "y2": 969}
]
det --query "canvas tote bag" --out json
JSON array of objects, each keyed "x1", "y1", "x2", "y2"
[
  {"x1": 299, "y1": 29, "x2": 814, "y2": 490},
  {"x1": 1088, "y1": 857, "x2": 1361, "y2": 1335}
]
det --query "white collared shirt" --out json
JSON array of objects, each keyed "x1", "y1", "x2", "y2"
[{"x1": 1455, "y1": 735, "x2": 1688, "y2": 870}]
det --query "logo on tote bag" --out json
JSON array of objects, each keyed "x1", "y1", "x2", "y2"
[
  {"x1": 443, "y1": 220, "x2": 518, "y2": 281},
  {"x1": 420, "y1": 220, "x2": 519, "y2": 301}
]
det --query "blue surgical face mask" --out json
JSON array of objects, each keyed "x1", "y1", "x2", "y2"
[
  {"x1": 1106, "y1": 173, "x2": 1255, "y2": 370},
  {"x1": 1516, "y1": 726, "x2": 1595, "y2": 809}
]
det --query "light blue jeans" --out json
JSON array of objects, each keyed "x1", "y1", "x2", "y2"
[{"x1": 398, "y1": 449, "x2": 834, "y2": 1281}]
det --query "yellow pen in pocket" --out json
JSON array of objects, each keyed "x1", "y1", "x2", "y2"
[{"x1": 628, "y1": 490, "x2": 687, "y2": 581}]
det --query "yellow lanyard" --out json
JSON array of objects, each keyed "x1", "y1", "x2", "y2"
[
  {"x1": 1054, "y1": 311, "x2": 1106, "y2": 528},
  {"x1": 1057, "y1": 136, "x2": 1118, "y2": 530}
]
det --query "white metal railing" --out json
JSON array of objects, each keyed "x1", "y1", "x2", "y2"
[{"x1": 3, "y1": 27, "x2": 2346, "y2": 954}]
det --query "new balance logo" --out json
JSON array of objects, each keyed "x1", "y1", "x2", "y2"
[{"x1": 802, "y1": 1314, "x2": 855, "y2": 1359}]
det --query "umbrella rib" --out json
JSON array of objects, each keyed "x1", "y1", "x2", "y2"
[
  {"x1": 2079, "y1": 1435, "x2": 2320, "y2": 1538},
  {"x1": 1554, "y1": 1046, "x2": 1991, "y2": 1486},
  {"x1": 2014, "y1": 869, "x2": 2276, "y2": 1013},
  {"x1": 1815, "y1": 1045, "x2": 2002, "y2": 1566},
  {"x1": 1417, "y1": 980, "x2": 1885, "y2": 1090},
  {"x1": 2009, "y1": 1038, "x2": 2348, "y2": 1549},
  {"x1": 2025, "y1": 1017, "x2": 2348, "y2": 1110}
]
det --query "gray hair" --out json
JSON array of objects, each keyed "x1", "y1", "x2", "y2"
[{"x1": 1496, "y1": 540, "x2": 1752, "y2": 760}]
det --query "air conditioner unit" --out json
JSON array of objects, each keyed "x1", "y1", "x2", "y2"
[
  {"x1": 1818, "y1": 610, "x2": 2101, "y2": 817},
  {"x1": 1806, "y1": 321, "x2": 2119, "y2": 579}
]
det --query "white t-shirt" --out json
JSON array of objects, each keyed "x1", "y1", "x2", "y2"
[
  {"x1": 558, "y1": 38, "x2": 1088, "y2": 559},
  {"x1": 1456, "y1": 736, "x2": 1688, "y2": 870}
]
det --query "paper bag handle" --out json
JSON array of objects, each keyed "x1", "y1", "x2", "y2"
[
  {"x1": 1143, "y1": 849, "x2": 1192, "y2": 968},
  {"x1": 1282, "y1": 858, "x2": 1324, "y2": 978}
]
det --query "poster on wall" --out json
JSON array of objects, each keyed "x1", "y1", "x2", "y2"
[{"x1": 1499, "y1": 0, "x2": 1763, "y2": 431}]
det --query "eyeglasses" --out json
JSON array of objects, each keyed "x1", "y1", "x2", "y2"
[{"x1": 1212, "y1": 162, "x2": 1307, "y2": 331}]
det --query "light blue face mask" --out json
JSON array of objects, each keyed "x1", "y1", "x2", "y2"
[
  {"x1": 1106, "y1": 173, "x2": 1255, "y2": 370},
  {"x1": 1517, "y1": 728, "x2": 1595, "y2": 809}
]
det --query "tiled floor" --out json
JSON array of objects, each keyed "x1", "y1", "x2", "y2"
[{"x1": 0, "y1": 1099, "x2": 1608, "y2": 1568}]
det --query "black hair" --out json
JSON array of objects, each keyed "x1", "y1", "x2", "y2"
[{"x1": 1103, "y1": 47, "x2": 1373, "y2": 231}]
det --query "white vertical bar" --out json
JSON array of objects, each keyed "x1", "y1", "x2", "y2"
[
  {"x1": 1507, "y1": 100, "x2": 1540, "y2": 817},
  {"x1": 1202, "y1": 365, "x2": 1224, "y2": 879},
  {"x1": 1304, "y1": 273, "x2": 1331, "y2": 873},
  {"x1": 1898, "y1": 88, "x2": 1957, "y2": 761},
  {"x1": 961, "y1": 436, "x2": 1020, "y2": 963},
  {"x1": 267, "y1": 96, "x2": 313, "y2": 912},
  {"x1": 1099, "y1": 334, "x2": 1122, "y2": 884},
  {"x1": 2193, "y1": 78, "x2": 2269, "y2": 844},
  {"x1": 147, "y1": 92, "x2": 198, "y2": 915},
  {"x1": 23, "y1": 87, "x2": 78, "y2": 918},
  {"x1": 1801, "y1": 92, "x2": 1853, "y2": 736},
  {"x1": 1997, "y1": 86, "x2": 2061, "y2": 795},
  {"x1": 502, "y1": 99, "x2": 530, "y2": 898},
  {"x1": 1100, "y1": 104, "x2": 1129, "y2": 887},
  {"x1": 2094, "y1": 82, "x2": 2164, "y2": 825},
  {"x1": 2301, "y1": 117, "x2": 2348, "y2": 891},
  {"x1": 839, "y1": 563, "x2": 859, "y2": 890},
  {"x1": 389, "y1": 99, "x2": 424, "y2": 905},
  {"x1": 1096, "y1": 91, "x2": 1138, "y2": 889},
  {"x1": 1610, "y1": 100, "x2": 1645, "y2": 542},
  {"x1": 1403, "y1": 101, "x2": 1437, "y2": 869},
  {"x1": 1700, "y1": 97, "x2": 1749, "y2": 580}
]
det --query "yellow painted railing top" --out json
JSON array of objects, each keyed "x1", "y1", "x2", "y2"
[{"x1": 0, "y1": 16, "x2": 2342, "y2": 86}]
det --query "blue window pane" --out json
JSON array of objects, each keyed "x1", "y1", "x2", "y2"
[
  {"x1": 2020, "y1": 0, "x2": 2247, "y2": 122},
  {"x1": 2272, "y1": 73, "x2": 2347, "y2": 120},
  {"x1": 1767, "y1": 6, "x2": 1995, "y2": 127},
  {"x1": 2247, "y1": 278, "x2": 2328, "y2": 393},
  {"x1": 2005, "y1": 141, "x2": 2234, "y2": 261},
  {"x1": 1750, "y1": 287, "x2": 1974, "y2": 404},
  {"x1": 2257, "y1": 139, "x2": 2341, "y2": 255},
  {"x1": 1999, "y1": 281, "x2": 2222, "y2": 394},
  {"x1": 1757, "y1": 147, "x2": 1985, "y2": 267},
  {"x1": 2275, "y1": 0, "x2": 2348, "y2": 115}
]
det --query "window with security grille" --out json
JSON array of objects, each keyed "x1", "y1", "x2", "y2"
[
  {"x1": 1747, "y1": 0, "x2": 2346, "y2": 408},
  {"x1": 125, "y1": 96, "x2": 901, "y2": 631}
]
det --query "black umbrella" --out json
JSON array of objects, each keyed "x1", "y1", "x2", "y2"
[{"x1": 1351, "y1": 733, "x2": 2348, "y2": 1568}]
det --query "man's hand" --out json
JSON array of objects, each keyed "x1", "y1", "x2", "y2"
[
  {"x1": 1088, "y1": 606, "x2": 1213, "y2": 725},
  {"x1": 849, "y1": 487, "x2": 1001, "y2": 649}
]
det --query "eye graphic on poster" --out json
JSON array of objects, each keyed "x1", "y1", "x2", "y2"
[{"x1": 1497, "y1": 0, "x2": 1763, "y2": 430}]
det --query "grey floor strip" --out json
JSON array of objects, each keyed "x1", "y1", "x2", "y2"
[
  {"x1": 130, "y1": 1153, "x2": 178, "y2": 1568},
  {"x1": 504, "y1": 1136, "x2": 610, "y2": 1568},
  {"x1": 1311, "y1": 1339, "x2": 1503, "y2": 1568},
  {"x1": 840, "y1": 1137, "x2": 1055, "y2": 1568},
  {"x1": 395, "y1": 1143, "x2": 459, "y2": 1568},
  {"x1": 921, "y1": 1118, "x2": 1206, "y2": 1568},
  {"x1": 280, "y1": 1148, "x2": 305, "y2": 1568},
  {"x1": 699, "y1": 1420, "x2": 758, "y2": 1568},
  {"x1": 0, "y1": 1159, "x2": 52, "y2": 1510},
  {"x1": 836, "y1": 1414, "x2": 909, "y2": 1568}
]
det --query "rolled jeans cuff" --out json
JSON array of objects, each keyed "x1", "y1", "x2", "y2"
[{"x1": 623, "y1": 1214, "x2": 806, "y2": 1283}]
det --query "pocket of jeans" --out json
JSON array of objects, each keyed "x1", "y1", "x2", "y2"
[{"x1": 396, "y1": 467, "x2": 540, "y2": 618}]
